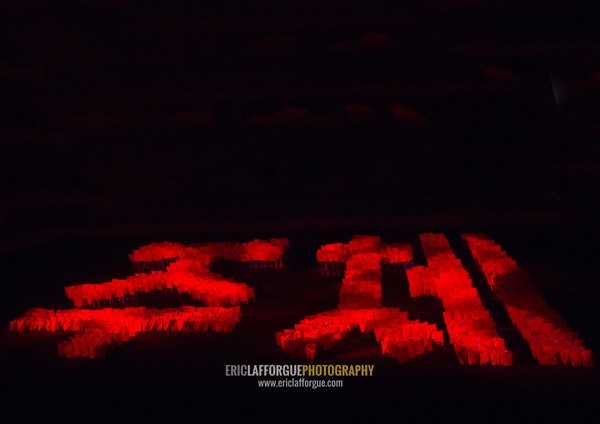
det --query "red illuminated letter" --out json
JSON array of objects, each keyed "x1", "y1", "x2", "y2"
[
  {"x1": 276, "y1": 235, "x2": 446, "y2": 364},
  {"x1": 10, "y1": 239, "x2": 288, "y2": 358}
]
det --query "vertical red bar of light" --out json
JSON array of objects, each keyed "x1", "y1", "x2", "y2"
[
  {"x1": 405, "y1": 233, "x2": 510, "y2": 366},
  {"x1": 462, "y1": 233, "x2": 593, "y2": 366}
]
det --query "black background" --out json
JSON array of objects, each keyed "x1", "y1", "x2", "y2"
[{"x1": 1, "y1": 1, "x2": 599, "y2": 422}]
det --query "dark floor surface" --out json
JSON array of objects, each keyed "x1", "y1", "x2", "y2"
[{"x1": 1, "y1": 225, "x2": 598, "y2": 423}]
